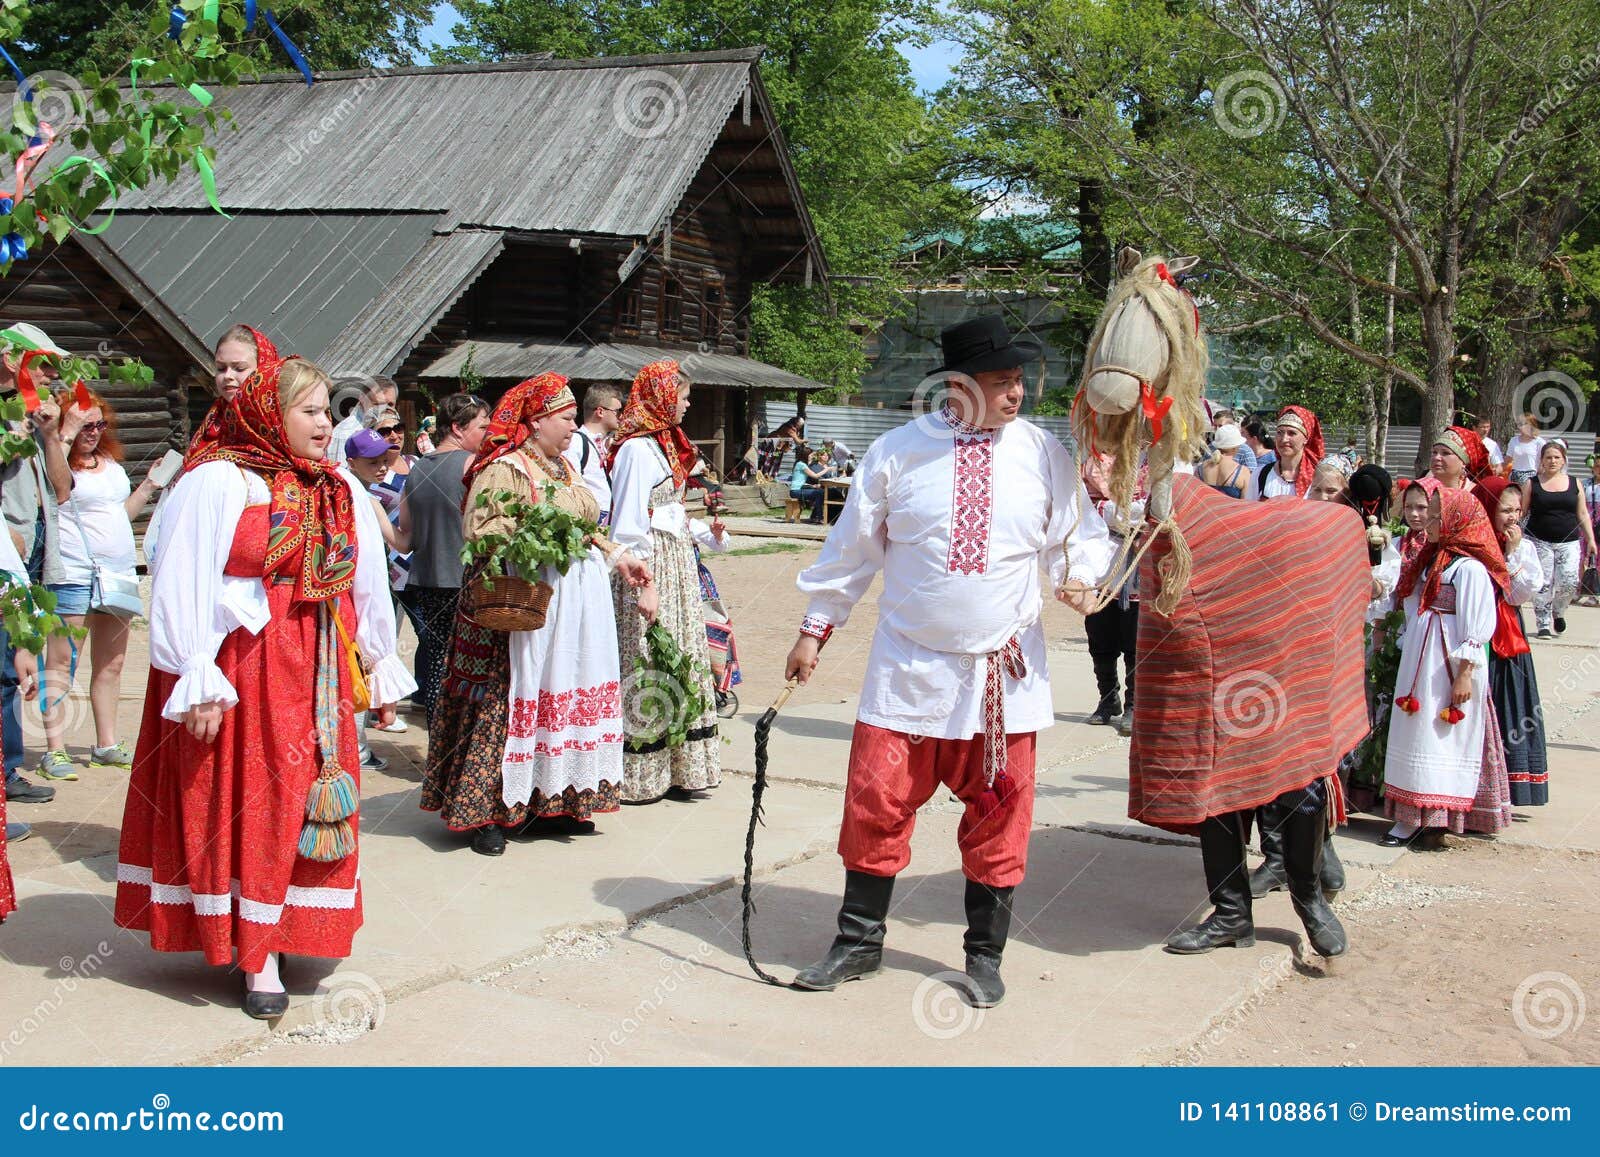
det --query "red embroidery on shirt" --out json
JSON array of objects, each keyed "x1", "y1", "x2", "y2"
[
  {"x1": 947, "y1": 435, "x2": 994, "y2": 575},
  {"x1": 508, "y1": 681, "x2": 622, "y2": 738}
]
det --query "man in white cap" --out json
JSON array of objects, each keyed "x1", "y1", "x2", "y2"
[{"x1": 0, "y1": 322, "x2": 81, "y2": 794}]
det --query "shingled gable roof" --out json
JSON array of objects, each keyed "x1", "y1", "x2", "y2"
[
  {"x1": 114, "y1": 48, "x2": 825, "y2": 267},
  {"x1": 52, "y1": 49, "x2": 828, "y2": 377}
]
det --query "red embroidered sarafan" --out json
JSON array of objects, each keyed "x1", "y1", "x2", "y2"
[
  {"x1": 0, "y1": 775, "x2": 15, "y2": 923},
  {"x1": 947, "y1": 434, "x2": 995, "y2": 575},
  {"x1": 114, "y1": 505, "x2": 363, "y2": 972}
]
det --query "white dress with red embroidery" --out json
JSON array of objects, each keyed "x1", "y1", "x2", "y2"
[
  {"x1": 797, "y1": 411, "x2": 1114, "y2": 739},
  {"x1": 498, "y1": 458, "x2": 626, "y2": 809}
]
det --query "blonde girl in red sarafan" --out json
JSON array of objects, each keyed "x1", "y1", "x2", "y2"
[{"x1": 115, "y1": 350, "x2": 415, "y2": 1019}]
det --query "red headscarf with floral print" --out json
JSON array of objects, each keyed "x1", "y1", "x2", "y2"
[
  {"x1": 461, "y1": 371, "x2": 576, "y2": 497},
  {"x1": 1435, "y1": 425, "x2": 1491, "y2": 485},
  {"x1": 185, "y1": 326, "x2": 282, "y2": 462},
  {"x1": 1394, "y1": 486, "x2": 1509, "y2": 614},
  {"x1": 1397, "y1": 475, "x2": 1442, "y2": 567},
  {"x1": 1274, "y1": 404, "x2": 1324, "y2": 497},
  {"x1": 608, "y1": 359, "x2": 699, "y2": 489},
  {"x1": 186, "y1": 345, "x2": 357, "y2": 602}
]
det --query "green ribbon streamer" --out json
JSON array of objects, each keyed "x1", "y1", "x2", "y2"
[
  {"x1": 202, "y1": 1, "x2": 221, "y2": 24},
  {"x1": 193, "y1": 149, "x2": 231, "y2": 219}
]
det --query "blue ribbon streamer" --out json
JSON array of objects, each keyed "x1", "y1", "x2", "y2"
[
  {"x1": 265, "y1": 10, "x2": 314, "y2": 86},
  {"x1": 0, "y1": 42, "x2": 31, "y2": 99},
  {"x1": 246, "y1": 0, "x2": 258, "y2": 31},
  {"x1": 169, "y1": 5, "x2": 184, "y2": 41}
]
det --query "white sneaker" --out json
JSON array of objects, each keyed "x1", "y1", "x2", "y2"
[{"x1": 374, "y1": 716, "x2": 408, "y2": 734}]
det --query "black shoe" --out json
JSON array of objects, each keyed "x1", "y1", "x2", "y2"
[
  {"x1": 1282, "y1": 798, "x2": 1348, "y2": 957},
  {"x1": 793, "y1": 871, "x2": 895, "y2": 991},
  {"x1": 360, "y1": 753, "x2": 389, "y2": 772},
  {"x1": 242, "y1": 958, "x2": 289, "y2": 1020},
  {"x1": 961, "y1": 879, "x2": 1015, "y2": 1007},
  {"x1": 1554, "y1": 615, "x2": 1566, "y2": 635},
  {"x1": 1537, "y1": 627, "x2": 1552, "y2": 639},
  {"x1": 5, "y1": 774, "x2": 55, "y2": 803},
  {"x1": 1166, "y1": 812, "x2": 1256, "y2": 954},
  {"x1": 1087, "y1": 693, "x2": 1120, "y2": 726},
  {"x1": 471, "y1": 825, "x2": 506, "y2": 856}
]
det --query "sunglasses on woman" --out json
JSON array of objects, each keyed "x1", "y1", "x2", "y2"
[
  {"x1": 376, "y1": 425, "x2": 404, "y2": 437},
  {"x1": 80, "y1": 420, "x2": 109, "y2": 433}
]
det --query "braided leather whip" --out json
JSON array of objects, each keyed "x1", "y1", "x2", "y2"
[{"x1": 742, "y1": 678, "x2": 800, "y2": 986}]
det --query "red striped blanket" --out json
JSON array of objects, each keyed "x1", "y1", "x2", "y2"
[{"x1": 1128, "y1": 473, "x2": 1370, "y2": 834}]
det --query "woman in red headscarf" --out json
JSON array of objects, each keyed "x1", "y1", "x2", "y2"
[
  {"x1": 422, "y1": 373, "x2": 655, "y2": 856},
  {"x1": 1380, "y1": 486, "x2": 1513, "y2": 845},
  {"x1": 1429, "y1": 425, "x2": 1490, "y2": 490},
  {"x1": 1473, "y1": 476, "x2": 1549, "y2": 807},
  {"x1": 607, "y1": 360, "x2": 727, "y2": 803},
  {"x1": 115, "y1": 353, "x2": 415, "y2": 1019},
  {"x1": 1257, "y1": 404, "x2": 1323, "y2": 499}
]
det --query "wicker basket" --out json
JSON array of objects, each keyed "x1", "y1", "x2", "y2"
[{"x1": 462, "y1": 574, "x2": 554, "y2": 632}]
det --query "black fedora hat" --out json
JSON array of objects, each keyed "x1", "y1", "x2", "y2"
[{"x1": 932, "y1": 315, "x2": 1042, "y2": 376}]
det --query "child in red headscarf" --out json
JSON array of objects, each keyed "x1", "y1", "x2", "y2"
[
  {"x1": 1472, "y1": 477, "x2": 1549, "y2": 807},
  {"x1": 1381, "y1": 487, "x2": 1513, "y2": 844}
]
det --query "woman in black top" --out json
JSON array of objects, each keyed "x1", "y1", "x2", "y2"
[{"x1": 1520, "y1": 440, "x2": 1598, "y2": 636}]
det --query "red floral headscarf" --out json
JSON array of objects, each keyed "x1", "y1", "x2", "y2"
[
  {"x1": 608, "y1": 360, "x2": 699, "y2": 490},
  {"x1": 1394, "y1": 487, "x2": 1509, "y2": 614},
  {"x1": 186, "y1": 326, "x2": 282, "y2": 460},
  {"x1": 1434, "y1": 425, "x2": 1490, "y2": 486},
  {"x1": 186, "y1": 345, "x2": 357, "y2": 603},
  {"x1": 1397, "y1": 475, "x2": 1443, "y2": 567},
  {"x1": 1274, "y1": 404, "x2": 1324, "y2": 497},
  {"x1": 462, "y1": 372, "x2": 575, "y2": 497},
  {"x1": 1471, "y1": 476, "x2": 1532, "y2": 658}
]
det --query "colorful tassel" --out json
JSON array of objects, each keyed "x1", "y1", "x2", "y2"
[
  {"x1": 1438, "y1": 706, "x2": 1465, "y2": 725},
  {"x1": 298, "y1": 818, "x2": 356, "y2": 863},
  {"x1": 305, "y1": 766, "x2": 359, "y2": 822},
  {"x1": 1395, "y1": 695, "x2": 1421, "y2": 714}
]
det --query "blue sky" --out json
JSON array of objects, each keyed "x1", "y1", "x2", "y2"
[{"x1": 420, "y1": 4, "x2": 963, "y2": 94}]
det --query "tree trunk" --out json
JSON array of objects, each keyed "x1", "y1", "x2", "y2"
[
  {"x1": 1414, "y1": 298, "x2": 1457, "y2": 476},
  {"x1": 1375, "y1": 243, "x2": 1397, "y2": 467}
]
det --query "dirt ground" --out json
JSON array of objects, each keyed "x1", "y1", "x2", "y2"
[{"x1": 1169, "y1": 839, "x2": 1600, "y2": 1066}]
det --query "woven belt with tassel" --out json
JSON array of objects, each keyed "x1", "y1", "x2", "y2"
[{"x1": 977, "y1": 634, "x2": 1026, "y2": 817}]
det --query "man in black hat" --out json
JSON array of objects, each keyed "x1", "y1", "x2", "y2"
[{"x1": 781, "y1": 315, "x2": 1113, "y2": 1007}]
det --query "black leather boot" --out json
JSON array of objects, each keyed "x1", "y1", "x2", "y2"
[
  {"x1": 793, "y1": 871, "x2": 895, "y2": 991},
  {"x1": 1112, "y1": 666, "x2": 1135, "y2": 736},
  {"x1": 962, "y1": 879, "x2": 1015, "y2": 1007},
  {"x1": 1320, "y1": 837, "x2": 1346, "y2": 901},
  {"x1": 1249, "y1": 801, "x2": 1290, "y2": 897},
  {"x1": 1088, "y1": 655, "x2": 1120, "y2": 724},
  {"x1": 1165, "y1": 811, "x2": 1256, "y2": 953},
  {"x1": 1282, "y1": 796, "x2": 1348, "y2": 957}
]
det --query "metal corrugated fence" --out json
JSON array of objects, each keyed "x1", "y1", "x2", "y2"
[{"x1": 759, "y1": 401, "x2": 1599, "y2": 475}]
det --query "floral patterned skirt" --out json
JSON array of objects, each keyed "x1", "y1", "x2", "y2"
[
  {"x1": 613, "y1": 527, "x2": 720, "y2": 802},
  {"x1": 422, "y1": 602, "x2": 622, "y2": 832}
]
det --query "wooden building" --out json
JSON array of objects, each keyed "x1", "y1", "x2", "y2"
[{"x1": 11, "y1": 49, "x2": 830, "y2": 472}]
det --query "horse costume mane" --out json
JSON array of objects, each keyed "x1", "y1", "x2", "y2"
[{"x1": 1072, "y1": 247, "x2": 1210, "y2": 614}]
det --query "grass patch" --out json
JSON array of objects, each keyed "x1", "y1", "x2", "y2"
[{"x1": 725, "y1": 541, "x2": 809, "y2": 558}]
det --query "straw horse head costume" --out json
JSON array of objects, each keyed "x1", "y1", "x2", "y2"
[
  {"x1": 1074, "y1": 247, "x2": 1371, "y2": 838},
  {"x1": 1072, "y1": 248, "x2": 1210, "y2": 615}
]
